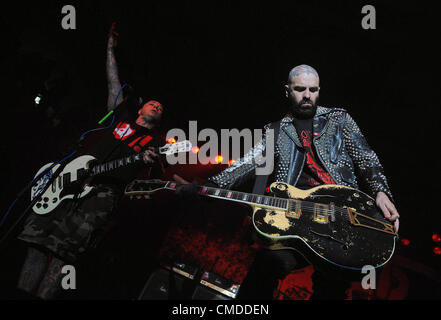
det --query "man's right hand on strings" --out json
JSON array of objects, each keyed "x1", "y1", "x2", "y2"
[{"x1": 142, "y1": 147, "x2": 159, "y2": 164}]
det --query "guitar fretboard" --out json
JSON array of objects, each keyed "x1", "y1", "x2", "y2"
[
  {"x1": 164, "y1": 181, "x2": 289, "y2": 210},
  {"x1": 90, "y1": 153, "x2": 143, "y2": 176}
]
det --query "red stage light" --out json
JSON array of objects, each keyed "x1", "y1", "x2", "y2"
[
  {"x1": 228, "y1": 159, "x2": 235, "y2": 166},
  {"x1": 432, "y1": 234, "x2": 441, "y2": 243},
  {"x1": 191, "y1": 146, "x2": 199, "y2": 154},
  {"x1": 167, "y1": 138, "x2": 176, "y2": 144},
  {"x1": 434, "y1": 247, "x2": 441, "y2": 255},
  {"x1": 401, "y1": 238, "x2": 410, "y2": 246},
  {"x1": 215, "y1": 155, "x2": 223, "y2": 164}
]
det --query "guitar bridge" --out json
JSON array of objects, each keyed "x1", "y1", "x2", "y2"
[
  {"x1": 329, "y1": 202, "x2": 336, "y2": 222},
  {"x1": 345, "y1": 206, "x2": 396, "y2": 235}
]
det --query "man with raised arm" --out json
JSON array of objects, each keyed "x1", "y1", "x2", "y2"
[{"x1": 16, "y1": 24, "x2": 165, "y2": 299}]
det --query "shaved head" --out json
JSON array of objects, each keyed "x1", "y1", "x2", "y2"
[
  {"x1": 285, "y1": 65, "x2": 320, "y2": 119},
  {"x1": 288, "y1": 64, "x2": 319, "y2": 83}
]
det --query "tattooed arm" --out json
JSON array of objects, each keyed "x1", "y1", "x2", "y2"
[
  {"x1": 207, "y1": 123, "x2": 275, "y2": 189},
  {"x1": 106, "y1": 23, "x2": 123, "y2": 111}
]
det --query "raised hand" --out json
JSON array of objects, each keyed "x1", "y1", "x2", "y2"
[{"x1": 107, "y1": 22, "x2": 119, "y2": 48}]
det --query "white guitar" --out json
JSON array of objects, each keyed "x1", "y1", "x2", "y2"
[{"x1": 30, "y1": 140, "x2": 192, "y2": 215}]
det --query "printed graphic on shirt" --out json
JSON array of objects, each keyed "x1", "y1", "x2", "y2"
[
  {"x1": 113, "y1": 122, "x2": 135, "y2": 140},
  {"x1": 113, "y1": 122, "x2": 153, "y2": 153},
  {"x1": 300, "y1": 129, "x2": 336, "y2": 186},
  {"x1": 128, "y1": 135, "x2": 153, "y2": 153}
]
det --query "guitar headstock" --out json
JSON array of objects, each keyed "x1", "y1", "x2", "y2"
[
  {"x1": 125, "y1": 179, "x2": 169, "y2": 198},
  {"x1": 159, "y1": 140, "x2": 192, "y2": 155}
]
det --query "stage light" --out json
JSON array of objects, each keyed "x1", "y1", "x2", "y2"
[
  {"x1": 228, "y1": 159, "x2": 235, "y2": 166},
  {"x1": 191, "y1": 146, "x2": 199, "y2": 154},
  {"x1": 215, "y1": 155, "x2": 223, "y2": 164},
  {"x1": 167, "y1": 138, "x2": 176, "y2": 144},
  {"x1": 34, "y1": 94, "x2": 43, "y2": 105},
  {"x1": 434, "y1": 247, "x2": 441, "y2": 255},
  {"x1": 432, "y1": 233, "x2": 441, "y2": 243},
  {"x1": 400, "y1": 238, "x2": 410, "y2": 246}
]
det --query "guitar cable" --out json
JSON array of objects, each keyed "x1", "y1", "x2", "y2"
[{"x1": 0, "y1": 84, "x2": 127, "y2": 231}]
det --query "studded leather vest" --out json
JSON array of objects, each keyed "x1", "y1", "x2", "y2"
[{"x1": 208, "y1": 106, "x2": 393, "y2": 201}]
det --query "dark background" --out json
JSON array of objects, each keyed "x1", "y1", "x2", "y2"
[{"x1": 0, "y1": 1, "x2": 440, "y2": 299}]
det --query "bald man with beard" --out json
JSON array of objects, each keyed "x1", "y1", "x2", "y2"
[{"x1": 204, "y1": 64, "x2": 399, "y2": 299}]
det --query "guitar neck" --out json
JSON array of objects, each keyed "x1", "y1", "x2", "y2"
[
  {"x1": 90, "y1": 153, "x2": 145, "y2": 176},
  {"x1": 90, "y1": 140, "x2": 190, "y2": 176},
  {"x1": 163, "y1": 181, "x2": 289, "y2": 211}
]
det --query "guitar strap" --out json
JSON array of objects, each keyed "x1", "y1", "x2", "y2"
[{"x1": 252, "y1": 120, "x2": 280, "y2": 195}]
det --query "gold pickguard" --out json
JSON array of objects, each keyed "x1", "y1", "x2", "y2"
[{"x1": 270, "y1": 182, "x2": 355, "y2": 199}]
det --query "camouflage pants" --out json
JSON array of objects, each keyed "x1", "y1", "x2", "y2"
[{"x1": 18, "y1": 184, "x2": 121, "y2": 263}]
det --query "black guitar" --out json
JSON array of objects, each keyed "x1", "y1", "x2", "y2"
[{"x1": 125, "y1": 179, "x2": 397, "y2": 270}]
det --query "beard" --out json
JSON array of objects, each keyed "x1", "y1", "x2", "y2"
[
  {"x1": 141, "y1": 110, "x2": 162, "y2": 124},
  {"x1": 289, "y1": 97, "x2": 318, "y2": 119}
]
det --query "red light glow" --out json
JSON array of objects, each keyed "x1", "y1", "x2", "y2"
[
  {"x1": 401, "y1": 239, "x2": 410, "y2": 246},
  {"x1": 434, "y1": 247, "x2": 441, "y2": 255},
  {"x1": 191, "y1": 146, "x2": 200, "y2": 154},
  {"x1": 215, "y1": 155, "x2": 223, "y2": 164},
  {"x1": 432, "y1": 234, "x2": 441, "y2": 243}
]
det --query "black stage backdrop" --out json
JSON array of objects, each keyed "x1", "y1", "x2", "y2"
[{"x1": 0, "y1": 1, "x2": 440, "y2": 301}]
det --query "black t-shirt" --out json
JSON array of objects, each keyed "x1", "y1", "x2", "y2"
[
  {"x1": 81, "y1": 102, "x2": 165, "y2": 189},
  {"x1": 292, "y1": 117, "x2": 336, "y2": 190}
]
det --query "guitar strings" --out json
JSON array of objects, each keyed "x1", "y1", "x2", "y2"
[{"x1": 197, "y1": 186, "x2": 391, "y2": 224}]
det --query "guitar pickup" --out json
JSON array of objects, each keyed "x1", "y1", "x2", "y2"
[
  {"x1": 63, "y1": 172, "x2": 71, "y2": 186},
  {"x1": 286, "y1": 200, "x2": 302, "y2": 219},
  {"x1": 313, "y1": 203, "x2": 329, "y2": 224}
]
